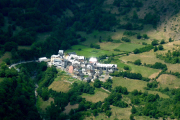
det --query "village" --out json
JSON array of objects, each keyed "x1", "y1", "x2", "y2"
[{"x1": 39, "y1": 50, "x2": 118, "y2": 82}]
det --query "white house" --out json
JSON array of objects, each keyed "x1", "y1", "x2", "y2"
[{"x1": 39, "y1": 57, "x2": 48, "y2": 62}]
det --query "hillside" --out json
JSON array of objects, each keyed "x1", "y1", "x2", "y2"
[{"x1": 1, "y1": 0, "x2": 180, "y2": 120}]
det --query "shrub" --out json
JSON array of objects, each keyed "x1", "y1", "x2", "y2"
[
  {"x1": 158, "y1": 45, "x2": 163, "y2": 50},
  {"x1": 137, "y1": 33, "x2": 142, "y2": 39},
  {"x1": 124, "y1": 66, "x2": 130, "y2": 70},
  {"x1": 142, "y1": 34, "x2": 148, "y2": 39},
  {"x1": 134, "y1": 59, "x2": 141, "y2": 65},
  {"x1": 121, "y1": 37, "x2": 131, "y2": 42},
  {"x1": 151, "y1": 40, "x2": 159, "y2": 46}
]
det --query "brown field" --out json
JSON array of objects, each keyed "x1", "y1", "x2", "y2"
[
  {"x1": 48, "y1": 80, "x2": 71, "y2": 93},
  {"x1": 157, "y1": 74, "x2": 180, "y2": 89},
  {"x1": 63, "y1": 103, "x2": 79, "y2": 114},
  {"x1": 81, "y1": 89, "x2": 109, "y2": 103}
]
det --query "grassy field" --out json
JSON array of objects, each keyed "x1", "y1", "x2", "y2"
[
  {"x1": 85, "y1": 106, "x2": 131, "y2": 120},
  {"x1": 157, "y1": 74, "x2": 180, "y2": 89},
  {"x1": 81, "y1": 88, "x2": 109, "y2": 103},
  {"x1": 65, "y1": 45, "x2": 121, "y2": 57},
  {"x1": 99, "y1": 42, "x2": 121, "y2": 51},
  {"x1": 48, "y1": 80, "x2": 71, "y2": 93},
  {"x1": 112, "y1": 77, "x2": 169, "y2": 98},
  {"x1": 0, "y1": 52, "x2": 11, "y2": 63},
  {"x1": 115, "y1": 43, "x2": 145, "y2": 52},
  {"x1": 127, "y1": 63, "x2": 159, "y2": 78},
  {"x1": 36, "y1": 96, "x2": 54, "y2": 111},
  {"x1": 120, "y1": 51, "x2": 164, "y2": 64}
]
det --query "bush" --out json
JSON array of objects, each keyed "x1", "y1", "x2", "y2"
[
  {"x1": 134, "y1": 59, "x2": 141, "y2": 65},
  {"x1": 80, "y1": 37, "x2": 86, "y2": 42},
  {"x1": 124, "y1": 66, "x2": 130, "y2": 70},
  {"x1": 94, "y1": 79, "x2": 102, "y2": 88},
  {"x1": 158, "y1": 45, "x2": 163, "y2": 50},
  {"x1": 137, "y1": 33, "x2": 141, "y2": 39},
  {"x1": 151, "y1": 40, "x2": 159, "y2": 46},
  {"x1": 154, "y1": 46, "x2": 158, "y2": 52},
  {"x1": 121, "y1": 37, "x2": 131, "y2": 42},
  {"x1": 113, "y1": 49, "x2": 120, "y2": 51},
  {"x1": 169, "y1": 38, "x2": 173, "y2": 42},
  {"x1": 160, "y1": 39, "x2": 165, "y2": 44},
  {"x1": 142, "y1": 34, "x2": 148, "y2": 39},
  {"x1": 133, "y1": 45, "x2": 154, "y2": 54},
  {"x1": 90, "y1": 44, "x2": 100, "y2": 49},
  {"x1": 123, "y1": 31, "x2": 136, "y2": 36}
]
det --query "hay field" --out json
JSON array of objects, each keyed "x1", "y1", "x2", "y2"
[
  {"x1": 63, "y1": 103, "x2": 79, "y2": 114},
  {"x1": 48, "y1": 80, "x2": 71, "y2": 93},
  {"x1": 157, "y1": 74, "x2": 180, "y2": 89}
]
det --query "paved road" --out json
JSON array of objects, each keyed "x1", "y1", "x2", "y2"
[{"x1": 9, "y1": 60, "x2": 39, "y2": 69}]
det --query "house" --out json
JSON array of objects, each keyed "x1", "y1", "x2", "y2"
[
  {"x1": 39, "y1": 57, "x2": 48, "y2": 62},
  {"x1": 89, "y1": 57, "x2": 97, "y2": 63},
  {"x1": 58, "y1": 50, "x2": 64, "y2": 58}
]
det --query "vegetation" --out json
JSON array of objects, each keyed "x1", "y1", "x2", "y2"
[{"x1": 2, "y1": 0, "x2": 180, "y2": 119}]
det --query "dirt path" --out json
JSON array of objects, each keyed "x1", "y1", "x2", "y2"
[{"x1": 101, "y1": 87, "x2": 111, "y2": 93}]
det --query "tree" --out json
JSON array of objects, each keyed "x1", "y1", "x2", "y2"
[
  {"x1": 158, "y1": 45, "x2": 164, "y2": 50},
  {"x1": 4, "y1": 42, "x2": 18, "y2": 51},
  {"x1": 169, "y1": 38, "x2": 173, "y2": 42},
  {"x1": 133, "y1": 11, "x2": 138, "y2": 20},
  {"x1": 137, "y1": 33, "x2": 141, "y2": 39},
  {"x1": 124, "y1": 66, "x2": 129, "y2": 70},
  {"x1": 160, "y1": 39, "x2": 165, "y2": 44},
  {"x1": 94, "y1": 79, "x2": 102, "y2": 88},
  {"x1": 41, "y1": 87, "x2": 49, "y2": 101},
  {"x1": 134, "y1": 59, "x2": 141, "y2": 65},
  {"x1": 130, "y1": 114, "x2": 135, "y2": 120},
  {"x1": 151, "y1": 40, "x2": 159, "y2": 46},
  {"x1": 154, "y1": 46, "x2": 158, "y2": 52},
  {"x1": 142, "y1": 34, "x2": 148, "y2": 39},
  {"x1": 93, "y1": 109, "x2": 98, "y2": 116},
  {"x1": 131, "y1": 106, "x2": 137, "y2": 114},
  {"x1": 106, "y1": 110, "x2": 112, "y2": 117}
]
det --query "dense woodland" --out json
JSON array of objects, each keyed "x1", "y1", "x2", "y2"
[{"x1": 1, "y1": 0, "x2": 180, "y2": 120}]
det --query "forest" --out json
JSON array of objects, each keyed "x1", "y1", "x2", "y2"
[{"x1": 1, "y1": 0, "x2": 180, "y2": 120}]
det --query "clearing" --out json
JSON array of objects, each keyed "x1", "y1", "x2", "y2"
[
  {"x1": 63, "y1": 103, "x2": 79, "y2": 114},
  {"x1": 36, "y1": 96, "x2": 54, "y2": 111},
  {"x1": 48, "y1": 80, "x2": 71, "y2": 93},
  {"x1": 81, "y1": 88, "x2": 109, "y2": 103}
]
